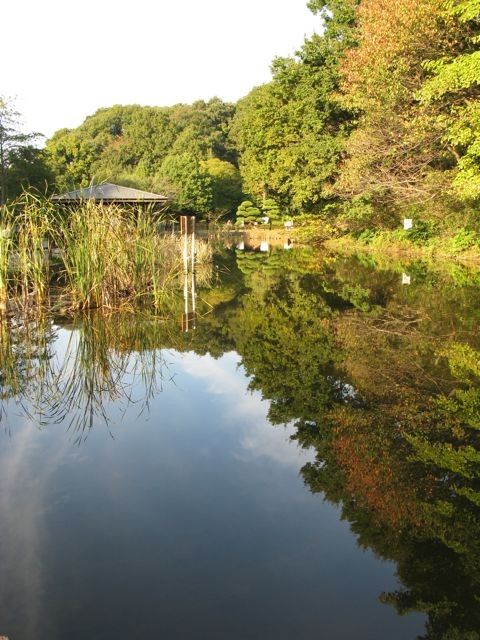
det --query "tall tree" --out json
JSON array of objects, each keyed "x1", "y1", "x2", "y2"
[
  {"x1": 157, "y1": 152, "x2": 213, "y2": 214},
  {"x1": 0, "y1": 97, "x2": 44, "y2": 204},
  {"x1": 232, "y1": 0, "x2": 358, "y2": 215},
  {"x1": 418, "y1": 0, "x2": 480, "y2": 201},
  {"x1": 336, "y1": 0, "x2": 459, "y2": 211}
]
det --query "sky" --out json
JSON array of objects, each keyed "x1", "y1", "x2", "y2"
[{"x1": 3, "y1": 0, "x2": 321, "y2": 140}]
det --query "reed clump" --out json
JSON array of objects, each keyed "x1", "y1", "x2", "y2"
[
  {"x1": 0, "y1": 193, "x2": 212, "y2": 311},
  {"x1": 0, "y1": 214, "x2": 13, "y2": 305},
  {"x1": 0, "y1": 192, "x2": 56, "y2": 306}
]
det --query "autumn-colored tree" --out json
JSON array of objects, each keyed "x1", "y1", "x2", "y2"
[{"x1": 337, "y1": 0, "x2": 458, "y2": 211}]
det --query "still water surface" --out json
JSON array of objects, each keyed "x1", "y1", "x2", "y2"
[{"x1": 1, "y1": 245, "x2": 479, "y2": 639}]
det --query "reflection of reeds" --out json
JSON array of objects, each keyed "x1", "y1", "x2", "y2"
[
  {"x1": 53, "y1": 314, "x2": 132, "y2": 439},
  {"x1": 0, "y1": 312, "x2": 56, "y2": 426},
  {"x1": 0, "y1": 310, "x2": 170, "y2": 441}
]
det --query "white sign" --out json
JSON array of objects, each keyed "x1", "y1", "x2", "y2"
[{"x1": 403, "y1": 218, "x2": 413, "y2": 230}]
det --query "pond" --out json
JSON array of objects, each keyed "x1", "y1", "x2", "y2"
[{"x1": 1, "y1": 242, "x2": 479, "y2": 639}]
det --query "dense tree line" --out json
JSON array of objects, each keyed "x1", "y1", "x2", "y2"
[
  {"x1": 44, "y1": 99, "x2": 242, "y2": 217},
  {"x1": 233, "y1": 0, "x2": 480, "y2": 231},
  {"x1": 2, "y1": 0, "x2": 479, "y2": 231}
]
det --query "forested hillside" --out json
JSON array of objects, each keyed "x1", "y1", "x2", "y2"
[{"x1": 44, "y1": 99, "x2": 242, "y2": 218}]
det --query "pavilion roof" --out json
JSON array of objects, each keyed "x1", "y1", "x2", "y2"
[{"x1": 52, "y1": 183, "x2": 170, "y2": 203}]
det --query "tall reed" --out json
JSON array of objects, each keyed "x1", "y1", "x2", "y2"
[
  {"x1": 53, "y1": 201, "x2": 126, "y2": 309},
  {"x1": 0, "y1": 209, "x2": 13, "y2": 303},
  {"x1": 52, "y1": 202, "x2": 185, "y2": 309},
  {"x1": 15, "y1": 192, "x2": 55, "y2": 303},
  {"x1": 1, "y1": 193, "x2": 213, "y2": 311}
]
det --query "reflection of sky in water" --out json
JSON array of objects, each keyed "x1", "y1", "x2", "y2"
[
  {"x1": 0, "y1": 336, "x2": 425, "y2": 640},
  {"x1": 175, "y1": 350, "x2": 314, "y2": 467}
]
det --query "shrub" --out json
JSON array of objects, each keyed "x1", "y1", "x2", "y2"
[
  {"x1": 449, "y1": 228, "x2": 480, "y2": 253},
  {"x1": 236, "y1": 200, "x2": 261, "y2": 225},
  {"x1": 356, "y1": 228, "x2": 378, "y2": 244},
  {"x1": 405, "y1": 219, "x2": 436, "y2": 244}
]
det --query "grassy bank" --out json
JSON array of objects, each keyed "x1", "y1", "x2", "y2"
[{"x1": 322, "y1": 230, "x2": 480, "y2": 264}]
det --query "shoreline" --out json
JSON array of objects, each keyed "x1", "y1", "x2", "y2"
[{"x1": 322, "y1": 235, "x2": 480, "y2": 266}]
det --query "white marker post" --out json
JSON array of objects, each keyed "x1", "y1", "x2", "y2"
[{"x1": 179, "y1": 215, "x2": 197, "y2": 331}]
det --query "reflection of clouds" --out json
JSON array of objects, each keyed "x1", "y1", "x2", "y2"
[
  {"x1": 176, "y1": 350, "x2": 244, "y2": 396},
  {"x1": 50, "y1": 325, "x2": 78, "y2": 379},
  {"x1": 0, "y1": 421, "x2": 45, "y2": 637},
  {"x1": 175, "y1": 351, "x2": 314, "y2": 467},
  {"x1": 0, "y1": 419, "x2": 69, "y2": 638},
  {"x1": 238, "y1": 422, "x2": 314, "y2": 467}
]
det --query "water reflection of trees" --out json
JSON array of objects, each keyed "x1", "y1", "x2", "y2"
[
  {"x1": 219, "y1": 252, "x2": 480, "y2": 640},
  {"x1": 2, "y1": 249, "x2": 480, "y2": 637},
  {"x1": 0, "y1": 313, "x2": 168, "y2": 441}
]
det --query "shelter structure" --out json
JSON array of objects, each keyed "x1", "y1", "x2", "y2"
[{"x1": 52, "y1": 183, "x2": 170, "y2": 210}]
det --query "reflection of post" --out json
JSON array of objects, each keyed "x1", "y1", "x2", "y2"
[
  {"x1": 191, "y1": 270, "x2": 196, "y2": 316},
  {"x1": 184, "y1": 271, "x2": 189, "y2": 317},
  {"x1": 180, "y1": 215, "x2": 196, "y2": 332}
]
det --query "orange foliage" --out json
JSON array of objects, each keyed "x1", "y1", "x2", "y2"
[
  {"x1": 330, "y1": 406, "x2": 426, "y2": 531},
  {"x1": 341, "y1": 0, "x2": 454, "y2": 110}
]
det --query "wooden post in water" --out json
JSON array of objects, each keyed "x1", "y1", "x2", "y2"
[
  {"x1": 191, "y1": 215, "x2": 195, "y2": 274},
  {"x1": 180, "y1": 215, "x2": 196, "y2": 332},
  {"x1": 180, "y1": 215, "x2": 195, "y2": 273}
]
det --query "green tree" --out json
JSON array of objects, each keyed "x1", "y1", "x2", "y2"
[
  {"x1": 158, "y1": 152, "x2": 213, "y2": 215},
  {"x1": 232, "y1": 1, "x2": 357, "y2": 215},
  {"x1": 261, "y1": 198, "x2": 282, "y2": 224},
  {"x1": 202, "y1": 157, "x2": 243, "y2": 218},
  {"x1": 418, "y1": 0, "x2": 480, "y2": 200},
  {"x1": 235, "y1": 200, "x2": 261, "y2": 225},
  {"x1": 3, "y1": 145, "x2": 52, "y2": 199},
  {"x1": 46, "y1": 128, "x2": 99, "y2": 191},
  {"x1": 0, "y1": 97, "x2": 44, "y2": 204}
]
